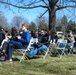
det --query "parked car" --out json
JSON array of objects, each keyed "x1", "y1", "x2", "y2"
[{"x1": 57, "y1": 31, "x2": 63, "y2": 39}]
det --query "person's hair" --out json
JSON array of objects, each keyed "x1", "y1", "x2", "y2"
[
  {"x1": 22, "y1": 23, "x2": 28, "y2": 29},
  {"x1": 31, "y1": 31, "x2": 37, "y2": 38},
  {"x1": 11, "y1": 27, "x2": 18, "y2": 37},
  {"x1": 68, "y1": 30, "x2": 72, "y2": 33}
]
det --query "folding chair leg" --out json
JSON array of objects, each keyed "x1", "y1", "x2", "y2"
[
  {"x1": 19, "y1": 50, "x2": 30, "y2": 63},
  {"x1": 43, "y1": 48, "x2": 50, "y2": 59},
  {"x1": 60, "y1": 49, "x2": 65, "y2": 58},
  {"x1": 19, "y1": 52, "x2": 25, "y2": 63}
]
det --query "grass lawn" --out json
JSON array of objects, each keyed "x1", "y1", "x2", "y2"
[{"x1": 0, "y1": 52, "x2": 76, "y2": 75}]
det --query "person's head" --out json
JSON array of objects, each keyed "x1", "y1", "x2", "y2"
[
  {"x1": 31, "y1": 31, "x2": 37, "y2": 38},
  {"x1": 40, "y1": 29, "x2": 45, "y2": 35},
  {"x1": 68, "y1": 30, "x2": 72, "y2": 35},
  {"x1": 22, "y1": 23, "x2": 28, "y2": 32},
  {"x1": 11, "y1": 27, "x2": 18, "y2": 36}
]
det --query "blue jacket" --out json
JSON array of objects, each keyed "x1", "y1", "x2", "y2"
[{"x1": 18, "y1": 31, "x2": 31, "y2": 47}]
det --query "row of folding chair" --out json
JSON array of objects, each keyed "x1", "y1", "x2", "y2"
[
  {"x1": 43, "y1": 39, "x2": 68, "y2": 59},
  {"x1": 14, "y1": 37, "x2": 38, "y2": 63},
  {"x1": 14, "y1": 37, "x2": 68, "y2": 62}
]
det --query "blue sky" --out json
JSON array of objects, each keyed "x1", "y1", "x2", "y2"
[
  {"x1": 0, "y1": 2, "x2": 76, "y2": 24},
  {"x1": 1, "y1": 6, "x2": 48, "y2": 23},
  {"x1": 56, "y1": 8, "x2": 76, "y2": 22}
]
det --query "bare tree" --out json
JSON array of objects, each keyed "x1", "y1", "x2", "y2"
[
  {"x1": 35, "y1": 16, "x2": 48, "y2": 30},
  {"x1": 11, "y1": 15, "x2": 29, "y2": 30},
  {"x1": 56, "y1": 18, "x2": 62, "y2": 27},
  {"x1": 0, "y1": 11, "x2": 8, "y2": 28},
  {"x1": 0, "y1": 0, "x2": 76, "y2": 31},
  {"x1": 61, "y1": 15, "x2": 68, "y2": 34}
]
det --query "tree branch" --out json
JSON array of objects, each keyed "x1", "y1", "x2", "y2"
[
  {"x1": 0, "y1": 1, "x2": 47, "y2": 9},
  {"x1": 56, "y1": 5, "x2": 76, "y2": 10},
  {"x1": 41, "y1": 0, "x2": 51, "y2": 11},
  {"x1": 39, "y1": 9, "x2": 48, "y2": 18},
  {"x1": 68, "y1": 0, "x2": 76, "y2": 3},
  {"x1": 21, "y1": 0, "x2": 41, "y2": 6}
]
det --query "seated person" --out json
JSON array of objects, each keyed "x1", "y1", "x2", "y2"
[
  {"x1": 67, "y1": 30, "x2": 74, "y2": 48},
  {"x1": 65, "y1": 31, "x2": 74, "y2": 53},
  {"x1": 71, "y1": 37, "x2": 76, "y2": 53},
  {"x1": 0, "y1": 28, "x2": 8, "y2": 58},
  {"x1": 6, "y1": 23, "x2": 31, "y2": 62},
  {"x1": 29, "y1": 44, "x2": 48, "y2": 58},
  {"x1": 0, "y1": 27, "x2": 19, "y2": 52},
  {"x1": 50, "y1": 31, "x2": 58, "y2": 43},
  {"x1": 0, "y1": 26, "x2": 6, "y2": 46},
  {"x1": 0, "y1": 27, "x2": 19, "y2": 58},
  {"x1": 53, "y1": 32, "x2": 58, "y2": 43},
  {"x1": 0, "y1": 32, "x2": 5, "y2": 47},
  {"x1": 38, "y1": 30, "x2": 49, "y2": 46},
  {"x1": 26, "y1": 30, "x2": 48, "y2": 58}
]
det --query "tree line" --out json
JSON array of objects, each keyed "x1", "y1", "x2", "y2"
[{"x1": 0, "y1": 12, "x2": 76, "y2": 33}]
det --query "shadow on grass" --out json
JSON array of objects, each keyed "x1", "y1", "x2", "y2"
[{"x1": 12, "y1": 58, "x2": 20, "y2": 61}]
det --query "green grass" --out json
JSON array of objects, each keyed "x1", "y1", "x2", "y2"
[{"x1": 0, "y1": 53, "x2": 76, "y2": 75}]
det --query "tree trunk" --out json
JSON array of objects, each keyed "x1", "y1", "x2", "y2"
[{"x1": 48, "y1": 0, "x2": 56, "y2": 32}]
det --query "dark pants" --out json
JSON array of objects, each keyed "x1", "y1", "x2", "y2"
[{"x1": 6, "y1": 40, "x2": 27, "y2": 59}]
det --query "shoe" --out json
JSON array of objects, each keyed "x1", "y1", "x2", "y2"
[
  {"x1": 25, "y1": 54, "x2": 33, "y2": 60},
  {"x1": 5, "y1": 59, "x2": 13, "y2": 63}
]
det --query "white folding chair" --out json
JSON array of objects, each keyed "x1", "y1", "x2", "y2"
[
  {"x1": 43, "y1": 47, "x2": 50, "y2": 59},
  {"x1": 56, "y1": 40, "x2": 67, "y2": 58},
  {"x1": 43, "y1": 40, "x2": 52, "y2": 59},
  {"x1": 14, "y1": 37, "x2": 37, "y2": 63}
]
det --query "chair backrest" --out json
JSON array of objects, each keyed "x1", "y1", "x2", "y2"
[
  {"x1": 59, "y1": 40, "x2": 67, "y2": 48},
  {"x1": 26, "y1": 37, "x2": 38, "y2": 51},
  {"x1": 60, "y1": 40, "x2": 67, "y2": 43}
]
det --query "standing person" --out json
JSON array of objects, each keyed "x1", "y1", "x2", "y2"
[{"x1": 6, "y1": 23, "x2": 31, "y2": 62}]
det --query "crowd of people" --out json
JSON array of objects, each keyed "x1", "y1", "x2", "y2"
[
  {"x1": 0, "y1": 23, "x2": 76, "y2": 63},
  {"x1": 0, "y1": 23, "x2": 48, "y2": 63}
]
